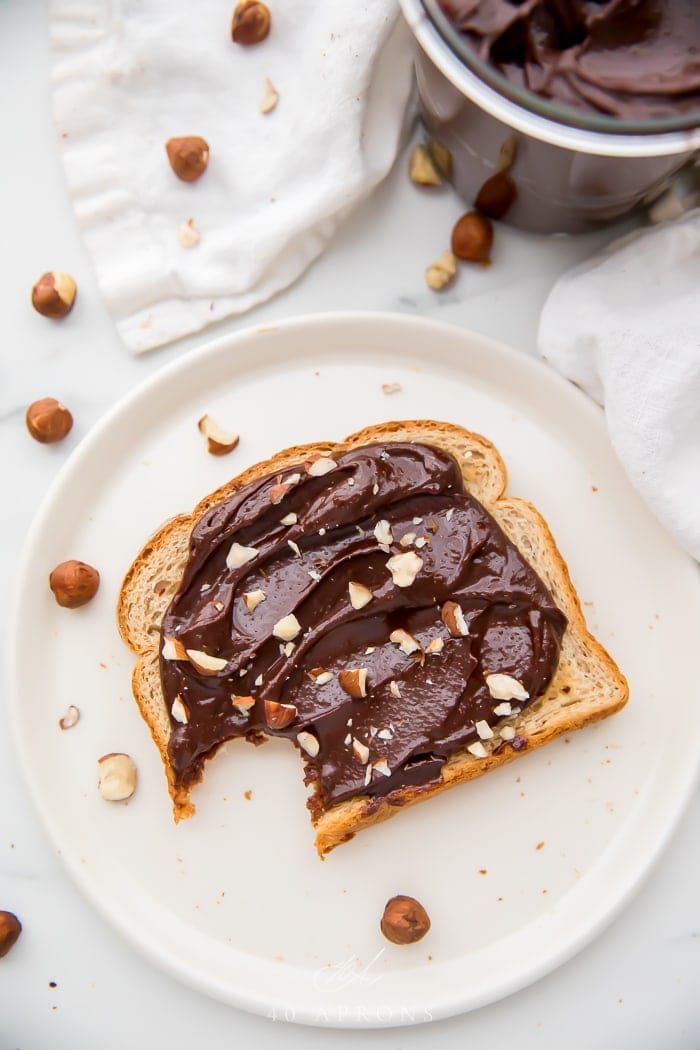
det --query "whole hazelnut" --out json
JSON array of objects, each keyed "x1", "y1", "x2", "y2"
[
  {"x1": 231, "y1": 0, "x2": 271, "y2": 45},
  {"x1": 380, "y1": 895, "x2": 431, "y2": 945},
  {"x1": 26, "y1": 397, "x2": 73, "y2": 444},
  {"x1": 475, "y1": 172, "x2": 517, "y2": 221},
  {"x1": 0, "y1": 911, "x2": 22, "y2": 959},
  {"x1": 49, "y1": 560, "x2": 100, "y2": 609},
  {"x1": 165, "y1": 136, "x2": 210, "y2": 182},
  {"x1": 31, "y1": 271, "x2": 77, "y2": 319},
  {"x1": 451, "y1": 211, "x2": 493, "y2": 266}
]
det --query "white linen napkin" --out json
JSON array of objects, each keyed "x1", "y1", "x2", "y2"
[
  {"x1": 50, "y1": 1, "x2": 413, "y2": 353},
  {"x1": 538, "y1": 210, "x2": 700, "y2": 561}
]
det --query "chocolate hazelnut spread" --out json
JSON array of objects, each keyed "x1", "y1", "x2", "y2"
[
  {"x1": 160, "y1": 443, "x2": 566, "y2": 812},
  {"x1": 439, "y1": 0, "x2": 700, "y2": 119}
]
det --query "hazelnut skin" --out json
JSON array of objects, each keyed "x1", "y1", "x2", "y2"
[
  {"x1": 165, "y1": 136, "x2": 210, "y2": 182},
  {"x1": 451, "y1": 211, "x2": 493, "y2": 266},
  {"x1": 231, "y1": 1, "x2": 271, "y2": 45},
  {"x1": 475, "y1": 172, "x2": 517, "y2": 220},
  {"x1": 380, "y1": 895, "x2": 431, "y2": 945},
  {"x1": 31, "y1": 271, "x2": 77, "y2": 319},
  {"x1": 0, "y1": 911, "x2": 22, "y2": 959},
  {"x1": 26, "y1": 398, "x2": 73, "y2": 444},
  {"x1": 49, "y1": 560, "x2": 100, "y2": 609}
]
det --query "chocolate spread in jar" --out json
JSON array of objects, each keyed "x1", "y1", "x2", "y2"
[
  {"x1": 160, "y1": 442, "x2": 566, "y2": 813},
  {"x1": 439, "y1": 1, "x2": 700, "y2": 119}
]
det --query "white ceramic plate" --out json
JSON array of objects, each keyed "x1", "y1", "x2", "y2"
[{"x1": 10, "y1": 313, "x2": 700, "y2": 1028}]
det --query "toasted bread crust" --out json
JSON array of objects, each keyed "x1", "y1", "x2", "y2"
[{"x1": 117, "y1": 420, "x2": 628, "y2": 855}]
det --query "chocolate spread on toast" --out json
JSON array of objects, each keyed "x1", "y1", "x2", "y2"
[{"x1": 160, "y1": 443, "x2": 566, "y2": 811}]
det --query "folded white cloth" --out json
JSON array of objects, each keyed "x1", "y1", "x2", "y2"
[
  {"x1": 50, "y1": 0, "x2": 413, "y2": 353},
  {"x1": 539, "y1": 210, "x2": 700, "y2": 561}
]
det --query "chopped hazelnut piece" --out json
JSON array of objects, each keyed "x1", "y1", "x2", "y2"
[
  {"x1": 475, "y1": 719, "x2": 494, "y2": 740},
  {"x1": 374, "y1": 519, "x2": 393, "y2": 547},
  {"x1": 272, "y1": 614, "x2": 301, "y2": 642},
  {"x1": 339, "y1": 668, "x2": 368, "y2": 699},
  {"x1": 170, "y1": 696, "x2": 189, "y2": 724},
  {"x1": 226, "y1": 542, "x2": 258, "y2": 569},
  {"x1": 352, "y1": 738, "x2": 370, "y2": 764},
  {"x1": 162, "y1": 636, "x2": 188, "y2": 660},
  {"x1": 467, "y1": 741, "x2": 488, "y2": 759},
  {"x1": 232, "y1": 695, "x2": 256, "y2": 713},
  {"x1": 264, "y1": 699, "x2": 297, "y2": 729},
  {"x1": 441, "y1": 601, "x2": 468, "y2": 638},
  {"x1": 348, "y1": 581, "x2": 373, "y2": 610},
  {"x1": 373, "y1": 757, "x2": 391, "y2": 777},
  {"x1": 178, "y1": 218, "x2": 200, "y2": 248},
  {"x1": 186, "y1": 649, "x2": 228, "y2": 675},
  {"x1": 58, "y1": 705, "x2": 80, "y2": 730},
  {"x1": 426, "y1": 250, "x2": 457, "y2": 291},
  {"x1": 306, "y1": 455, "x2": 336, "y2": 477},
  {"x1": 409, "y1": 144, "x2": 441, "y2": 187},
  {"x1": 307, "y1": 667, "x2": 333, "y2": 685},
  {"x1": 197, "y1": 413, "x2": 241, "y2": 455},
  {"x1": 98, "y1": 753, "x2": 137, "y2": 801},
  {"x1": 242, "y1": 589, "x2": 266, "y2": 612},
  {"x1": 386, "y1": 551, "x2": 422, "y2": 588},
  {"x1": 485, "y1": 673, "x2": 529, "y2": 702},
  {"x1": 389, "y1": 628, "x2": 421, "y2": 655},
  {"x1": 297, "y1": 730, "x2": 319, "y2": 757},
  {"x1": 260, "y1": 77, "x2": 279, "y2": 114}
]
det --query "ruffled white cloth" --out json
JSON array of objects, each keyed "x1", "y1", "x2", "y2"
[
  {"x1": 50, "y1": 0, "x2": 413, "y2": 353},
  {"x1": 539, "y1": 210, "x2": 700, "y2": 561}
]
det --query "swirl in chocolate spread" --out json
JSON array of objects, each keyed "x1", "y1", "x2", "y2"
[
  {"x1": 160, "y1": 443, "x2": 566, "y2": 812},
  {"x1": 438, "y1": 1, "x2": 700, "y2": 119}
]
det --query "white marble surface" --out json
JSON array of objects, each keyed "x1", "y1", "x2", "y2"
[{"x1": 1, "y1": 3, "x2": 698, "y2": 1047}]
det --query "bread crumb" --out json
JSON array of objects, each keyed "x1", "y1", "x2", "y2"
[
  {"x1": 591, "y1": 485, "x2": 598, "y2": 492},
  {"x1": 244, "y1": 789, "x2": 252, "y2": 800},
  {"x1": 478, "y1": 868, "x2": 488, "y2": 875},
  {"x1": 535, "y1": 841, "x2": 545, "y2": 850}
]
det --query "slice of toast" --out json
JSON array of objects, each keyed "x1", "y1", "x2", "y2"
[{"x1": 118, "y1": 420, "x2": 628, "y2": 854}]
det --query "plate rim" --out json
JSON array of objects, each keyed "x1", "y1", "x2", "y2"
[{"x1": 8, "y1": 310, "x2": 700, "y2": 1028}]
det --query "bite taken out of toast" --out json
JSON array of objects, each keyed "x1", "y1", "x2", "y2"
[{"x1": 117, "y1": 420, "x2": 628, "y2": 856}]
